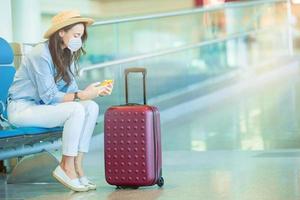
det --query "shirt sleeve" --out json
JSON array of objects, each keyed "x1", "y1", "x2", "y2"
[{"x1": 28, "y1": 55, "x2": 66, "y2": 105}]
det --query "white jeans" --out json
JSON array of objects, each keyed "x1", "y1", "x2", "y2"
[{"x1": 7, "y1": 100, "x2": 99, "y2": 156}]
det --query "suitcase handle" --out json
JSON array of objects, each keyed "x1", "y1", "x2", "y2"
[{"x1": 125, "y1": 67, "x2": 147, "y2": 105}]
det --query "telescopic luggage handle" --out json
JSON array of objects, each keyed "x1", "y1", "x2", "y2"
[{"x1": 124, "y1": 67, "x2": 147, "y2": 105}]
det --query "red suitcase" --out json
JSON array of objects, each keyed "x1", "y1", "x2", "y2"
[{"x1": 104, "y1": 68, "x2": 164, "y2": 189}]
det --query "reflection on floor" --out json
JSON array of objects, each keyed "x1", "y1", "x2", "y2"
[{"x1": 2, "y1": 66, "x2": 300, "y2": 200}]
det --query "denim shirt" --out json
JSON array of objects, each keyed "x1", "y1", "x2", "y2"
[{"x1": 8, "y1": 42, "x2": 79, "y2": 105}]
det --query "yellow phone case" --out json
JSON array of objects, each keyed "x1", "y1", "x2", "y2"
[{"x1": 99, "y1": 79, "x2": 114, "y2": 86}]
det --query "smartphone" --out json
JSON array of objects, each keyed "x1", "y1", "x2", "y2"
[{"x1": 96, "y1": 79, "x2": 114, "y2": 87}]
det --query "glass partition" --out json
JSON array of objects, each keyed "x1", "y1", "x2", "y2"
[{"x1": 78, "y1": 0, "x2": 291, "y2": 115}]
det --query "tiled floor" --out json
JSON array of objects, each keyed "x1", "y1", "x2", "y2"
[
  {"x1": 2, "y1": 66, "x2": 300, "y2": 200},
  {"x1": 2, "y1": 150, "x2": 300, "y2": 200}
]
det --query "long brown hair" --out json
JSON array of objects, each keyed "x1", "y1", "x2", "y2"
[{"x1": 48, "y1": 22, "x2": 87, "y2": 85}]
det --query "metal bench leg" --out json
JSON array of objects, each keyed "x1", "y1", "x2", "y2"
[
  {"x1": 0, "y1": 160, "x2": 6, "y2": 173},
  {"x1": 6, "y1": 150, "x2": 59, "y2": 184}
]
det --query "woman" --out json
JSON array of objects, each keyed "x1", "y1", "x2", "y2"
[{"x1": 7, "y1": 10, "x2": 112, "y2": 192}]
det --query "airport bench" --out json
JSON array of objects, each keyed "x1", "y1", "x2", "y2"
[{"x1": 0, "y1": 37, "x2": 63, "y2": 183}]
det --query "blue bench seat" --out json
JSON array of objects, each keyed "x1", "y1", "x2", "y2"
[{"x1": 0, "y1": 127, "x2": 62, "y2": 139}]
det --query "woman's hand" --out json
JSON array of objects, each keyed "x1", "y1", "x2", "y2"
[
  {"x1": 80, "y1": 82, "x2": 101, "y2": 100},
  {"x1": 98, "y1": 83, "x2": 113, "y2": 97},
  {"x1": 79, "y1": 82, "x2": 113, "y2": 100}
]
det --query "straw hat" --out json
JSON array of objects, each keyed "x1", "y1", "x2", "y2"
[{"x1": 44, "y1": 10, "x2": 94, "y2": 39}]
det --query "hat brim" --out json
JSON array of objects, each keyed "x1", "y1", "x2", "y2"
[{"x1": 44, "y1": 17, "x2": 94, "y2": 39}]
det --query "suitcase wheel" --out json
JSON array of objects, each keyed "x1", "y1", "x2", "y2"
[
  {"x1": 116, "y1": 186, "x2": 139, "y2": 190},
  {"x1": 157, "y1": 177, "x2": 164, "y2": 187}
]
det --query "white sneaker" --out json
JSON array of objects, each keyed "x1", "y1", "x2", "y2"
[
  {"x1": 79, "y1": 176, "x2": 97, "y2": 190},
  {"x1": 52, "y1": 166, "x2": 89, "y2": 192}
]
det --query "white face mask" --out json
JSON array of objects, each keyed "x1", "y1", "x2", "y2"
[{"x1": 67, "y1": 38, "x2": 82, "y2": 52}]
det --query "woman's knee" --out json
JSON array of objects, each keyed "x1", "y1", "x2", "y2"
[
  {"x1": 82, "y1": 100, "x2": 99, "y2": 115},
  {"x1": 63, "y1": 102, "x2": 85, "y2": 117}
]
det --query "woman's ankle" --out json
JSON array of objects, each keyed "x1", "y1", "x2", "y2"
[
  {"x1": 75, "y1": 166, "x2": 85, "y2": 177},
  {"x1": 74, "y1": 153, "x2": 85, "y2": 177},
  {"x1": 60, "y1": 163, "x2": 78, "y2": 179}
]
